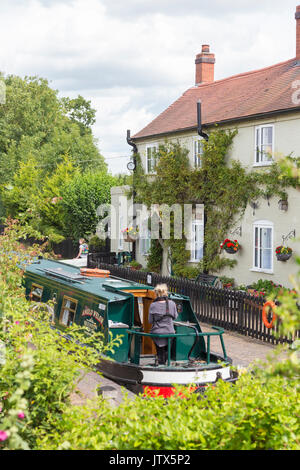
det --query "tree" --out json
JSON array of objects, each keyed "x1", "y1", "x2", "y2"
[
  {"x1": 38, "y1": 157, "x2": 78, "y2": 243},
  {"x1": 0, "y1": 75, "x2": 106, "y2": 183},
  {"x1": 61, "y1": 95, "x2": 96, "y2": 134},
  {"x1": 0, "y1": 158, "x2": 42, "y2": 224},
  {"x1": 62, "y1": 171, "x2": 116, "y2": 240}
]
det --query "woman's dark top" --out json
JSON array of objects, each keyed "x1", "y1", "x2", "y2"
[{"x1": 148, "y1": 297, "x2": 178, "y2": 347}]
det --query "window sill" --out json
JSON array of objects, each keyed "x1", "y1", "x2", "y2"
[
  {"x1": 250, "y1": 268, "x2": 274, "y2": 275},
  {"x1": 253, "y1": 162, "x2": 273, "y2": 168}
]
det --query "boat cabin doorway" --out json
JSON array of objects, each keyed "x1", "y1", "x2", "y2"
[{"x1": 126, "y1": 289, "x2": 156, "y2": 355}]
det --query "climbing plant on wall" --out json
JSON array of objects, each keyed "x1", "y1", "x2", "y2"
[{"x1": 131, "y1": 129, "x2": 297, "y2": 277}]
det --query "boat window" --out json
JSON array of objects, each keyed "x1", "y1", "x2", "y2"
[
  {"x1": 30, "y1": 284, "x2": 43, "y2": 302},
  {"x1": 59, "y1": 296, "x2": 78, "y2": 327}
]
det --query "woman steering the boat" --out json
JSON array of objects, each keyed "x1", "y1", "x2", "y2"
[{"x1": 149, "y1": 284, "x2": 178, "y2": 365}]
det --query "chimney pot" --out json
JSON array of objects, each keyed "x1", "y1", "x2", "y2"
[{"x1": 195, "y1": 44, "x2": 215, "y2": 85}]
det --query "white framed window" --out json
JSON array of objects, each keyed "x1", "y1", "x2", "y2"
[
  {"x1": 146, "y1": 144, "x2": 158, "y2": 174},
  {"x1": 254, "y1": 125, "x2": 274, "y2": 165},
  {"x1": 194, "y1": 139, "x2": 204, "y2": 168},
  {"x1": 190, "y1": 219, "x2": 204, "y2": 262},
  {"x1": 252, "y1": 220, "x2": 273, "y2": 273}
]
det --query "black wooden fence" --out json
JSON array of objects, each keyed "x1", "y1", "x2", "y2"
[{"x1": 88, "y1": 254, "x2": 299, "y2": 346}]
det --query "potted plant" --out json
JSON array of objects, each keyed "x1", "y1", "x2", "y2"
[
  {"x1": 125, "y1": 260, "x2": 142, "y2": 271},
  {"x1": 219, "y1": 276, "x2": 235, "y2": 289},
  {"x1": 122, "y1": 226, "x2": 139, "y2": 243},
  {"x1": 275, "y1": 246, "x2": 292, "y2": 261},
  {"x1": 220, "y1": 238, "x2": 240, "y2": 254}
]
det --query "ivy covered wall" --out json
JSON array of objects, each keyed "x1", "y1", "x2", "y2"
[{"x1": 130, "y1": 123, "x2": 300, "y2": 285}]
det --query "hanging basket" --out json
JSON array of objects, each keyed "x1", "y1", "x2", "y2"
[
  {"x1": 275, "y1": 246, "x2": 292, "y2": 261},
  {"x1": 122, "y1": 226, "x2": 139, "y2": 243},
  {"x1": 221, "y1": 239, "x2": 240, "y2": 254},
  {"x1": 123, "y1": 234, "x2": 138, "y2": 243},
  {"x1": 224, "y1": 246, "x2": 238, "y2": 254},
  {"x1": 276, "y1": 253, "x2": 292, "y2": 262}
]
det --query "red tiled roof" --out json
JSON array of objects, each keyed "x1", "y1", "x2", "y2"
[{"x1": 132, "y1": 58, "x2": 300, "y2": 140}]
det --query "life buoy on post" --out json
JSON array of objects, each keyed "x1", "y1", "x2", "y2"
[{"x1": 262, "y1": 300, "x2": 277, "y2": 329}]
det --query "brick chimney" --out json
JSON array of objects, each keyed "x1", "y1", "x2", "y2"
[
  {"x1": 195, "y1": 45, "x2": 215, "y2": 85},
  {"x1": 296, "y1": 5, "x2": 300, "y2": 59}
]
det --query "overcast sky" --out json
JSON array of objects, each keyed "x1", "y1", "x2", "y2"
[{"x1": 1, "y1": 0, "x2": 299, "y2": 173}]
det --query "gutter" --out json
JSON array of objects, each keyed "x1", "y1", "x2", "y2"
[
  {"x1": 197, "y1": 100, "x2": 209, "y2": 141},
  {"x1": 131, "y1": 106, "x2": 300, "y2": 142},
  {"x1": 127, "y1": 129, "x2": 138, "y2": 154},
  {"x1": 126, "y1": 129, "x2": 137, "y2": 261}
]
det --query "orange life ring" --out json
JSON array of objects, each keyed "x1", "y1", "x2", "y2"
[
  {"x1": 80, "y1": 268, "x2": 110, "y2": 278},
  {"x1": 262, "y1": 300, "x2": 277, "y2": 329}
]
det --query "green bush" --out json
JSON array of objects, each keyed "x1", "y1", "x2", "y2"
[
  {"x1": 88, "y1": 235, "x2": 105, "y2": 253},
  {"x1": 61, "y1": 171, "x2": 115, "y2": 240},
  {"x1": 36, "y1": 372, "x2": 299, "y2": 450}
]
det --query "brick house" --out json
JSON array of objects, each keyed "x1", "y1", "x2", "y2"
[{"x1": 111, "y1": 6, "x2": 300, "y2": 288}]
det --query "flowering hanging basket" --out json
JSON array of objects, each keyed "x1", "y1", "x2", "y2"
[
  {"x1": 123, "y1": 234, "x2": 136, "y2": 243},
  {"x1": 122, "y1": 227, "x2": 139, "y2": 242},
  {"x1": 220, "y1": 239, "x2": 240, "y2": 254},
  {"x1": 275, "y1": 246, "x2": 292, "y2": 261}
]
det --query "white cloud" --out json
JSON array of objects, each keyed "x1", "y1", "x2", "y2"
[{"x1": 0, "y1": 0, "x2": 299, "y2": 173}]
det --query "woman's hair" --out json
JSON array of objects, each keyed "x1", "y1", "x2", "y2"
[
  {"x1": 154, "y1": 283, "x2": 168, "y2": 298},
  {"x1": 79, "y1": 238, "x2": 85, "y2": 244}
]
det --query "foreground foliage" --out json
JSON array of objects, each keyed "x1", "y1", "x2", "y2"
[
  {"x1": 36, "y1": 372, "x2": 299, "y2": 450},
  {"x1": 0, "y1": 222, "x2": 119, "y2": 449}
]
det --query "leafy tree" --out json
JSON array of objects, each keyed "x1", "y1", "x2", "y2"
[
  {"x1": 0, "y1": 157, "x2": 115, "y2": 244},
  {"x1": 0, "y1": 159, "x2": 42, "y2": 223},
  {"x1": 38, "y1": 156, "x2": 78, "y2": 243},
  {"x1": 0, "y1": 75, "x2": 106, "y2": 183},
  {"x1": 62, "y1": 171, "x2": 116, "y2": 240},
  {"x1": 61, "y1": 95, "x2": 96, "y2": 134}
]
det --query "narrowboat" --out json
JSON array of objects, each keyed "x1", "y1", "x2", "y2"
[{"x1": 23, "y1": 258, "x2": 238, "y2": 397}]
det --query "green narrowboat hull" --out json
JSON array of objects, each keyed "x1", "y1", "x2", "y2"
[{"x1": 23, "y1": 259, "x2": 237, "y2": 396}]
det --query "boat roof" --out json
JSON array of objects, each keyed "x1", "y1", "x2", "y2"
[{"x1": 25, "y1": 258, "x2": 152, "y2": 302}]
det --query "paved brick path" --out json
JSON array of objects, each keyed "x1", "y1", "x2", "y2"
[
  {"x1": 70, "y1": 326, "x2": 277, "y2": 407},
  {"x1": 200, "y1": 323, "x2": 276, "y2": 368}
]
